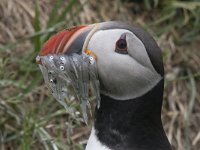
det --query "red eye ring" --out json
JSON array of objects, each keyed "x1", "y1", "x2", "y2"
[
  {"x1": 116, "y1": 39, "x2": 127, "y2": 51},
  {"x1": 115, "y1": 34, "x2": 128, "y2": 54}
]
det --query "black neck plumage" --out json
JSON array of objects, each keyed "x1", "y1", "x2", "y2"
[{"x1": 94, "y1": 79, "x2": 172, "y2": 150}]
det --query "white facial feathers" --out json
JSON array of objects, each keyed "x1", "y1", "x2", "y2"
[{"x1": 87, "y1": 29, "x2": 162, "y2": 100}]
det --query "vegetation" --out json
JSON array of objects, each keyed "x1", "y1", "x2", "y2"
[{"x1": 0, "y1": 0, "x2": 200, "y2": 150}]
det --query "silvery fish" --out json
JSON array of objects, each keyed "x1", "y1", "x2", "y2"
[{"x1": 36, "y1": 53, "x2": 100, "y2": 124}]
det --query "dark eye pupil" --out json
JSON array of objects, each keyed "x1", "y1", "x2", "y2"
[{"x1": 117, "y1": 39, "x2": 127, "y2": 49}]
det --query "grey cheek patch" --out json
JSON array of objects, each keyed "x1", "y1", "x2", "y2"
[
  {"x1": 36, "y1": 53, "x2": 100, "y2": 124},
  {"x1": 88, "y1": 29, "x2": 162, "y2": 100}
]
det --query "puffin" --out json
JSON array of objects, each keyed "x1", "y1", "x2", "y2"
[{"x1": 37, "y1": 21, "x2": 172, "y2": 150}]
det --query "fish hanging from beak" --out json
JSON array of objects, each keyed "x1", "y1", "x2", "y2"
[{"x1": 36, "y1": 24, "x2": 101, "y2": 124}]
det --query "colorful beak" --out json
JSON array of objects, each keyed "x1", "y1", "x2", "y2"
[{"x1": 39, "y1": 25, "x2": 96, "y2": 56}]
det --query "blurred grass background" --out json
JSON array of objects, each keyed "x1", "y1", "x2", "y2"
[{"x1": 0, "y1": 0, "x2": 200, "y2": 150}]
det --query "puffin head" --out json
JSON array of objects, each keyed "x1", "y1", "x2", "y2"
[
  {"x1": 87, "y1": 22, "x2": 163, "y2": 100},
  {"x1": 38, "y1": 21, "x2": 164, "y2": 102}
]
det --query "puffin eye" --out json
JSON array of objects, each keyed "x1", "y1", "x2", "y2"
[
  {"x1": 115, "y1": 33, "x2": 128, "y2": 54},
  {"x1": 116, "y1": 39, "x2": 127, "y2": 49}
]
